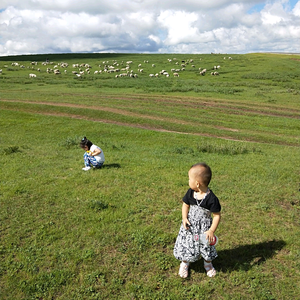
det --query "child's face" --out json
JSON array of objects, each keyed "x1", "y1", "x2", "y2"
[{"x1": 188, "y1": 168, "x2": 199, "y2": 191}]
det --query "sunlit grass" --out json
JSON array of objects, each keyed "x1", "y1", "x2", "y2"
[
  {"x1": 0, "y1": 53, "x2": 299, "y2": 299},
  {"x1": 0, "y1": 108, "x2": 299, "y2": 299}
]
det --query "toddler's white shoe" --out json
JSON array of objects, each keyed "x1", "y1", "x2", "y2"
[
  {"x1": 179, "y1": 262, "x2": 189, "y2": 278},
  {"x1": 204, "y1": 261, "x2": 217, "y2": 277},
  {"x1": 82, "y1": 166, "x2": 91, "y2": 171}
]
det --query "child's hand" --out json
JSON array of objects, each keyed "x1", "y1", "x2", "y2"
[
  {"x1": 183, "y1": 219, "x2": 191, "y2": 230},
  {"x1": 204, "y1": 230, "x2": 214, "y2": 243}
]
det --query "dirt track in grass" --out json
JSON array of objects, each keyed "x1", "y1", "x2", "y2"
[{"x1": 1, "y1": 97, "x2": 299, "y2": 145}]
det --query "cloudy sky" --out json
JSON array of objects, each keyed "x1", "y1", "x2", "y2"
[{"x1": 0, "y1": 0, "x2": 299, "y2": 56}]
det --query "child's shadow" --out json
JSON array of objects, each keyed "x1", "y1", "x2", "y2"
[
  {"x1": 192, "y1": 239, "x2": 286, "y2": 273},
  {"x1": 101, "y1": 163, "x2": 121, "y2": 169}
]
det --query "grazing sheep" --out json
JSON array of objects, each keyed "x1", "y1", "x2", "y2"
[
  {"x1": 200, "y1": 69, "x2": 207, "y2": 75},
  {"x1": 149, "y1": 74, "x2": 155, "y2": 77},
  {"x1": 173, "y1": 73, "x2": 179, "y2": 77},
  {"x1": 29, "y1": 73, "x2": 36, "y2": 78}
]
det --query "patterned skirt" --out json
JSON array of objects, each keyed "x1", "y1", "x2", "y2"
[{"x1": 173, "y1": 205, "x2": 218, "y2": 262}]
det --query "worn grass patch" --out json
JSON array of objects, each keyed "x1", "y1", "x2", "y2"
[{"x1": 0, "y1": 108, "x2": 299, "y2": 299}]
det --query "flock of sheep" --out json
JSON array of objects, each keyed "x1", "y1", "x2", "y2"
[{"x1": 0, "y1": 56, "x2": 234, "y2": 80}]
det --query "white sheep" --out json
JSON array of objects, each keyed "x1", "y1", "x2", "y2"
[
  {"x1": 29, "y1": 73, "x2": 36, "y2": 78},
  {"x1": 200, "y1": 69, "x2": 207, "y2": 75},
  {"x1": 173, "y1": 73, "x2": 179, "y2": 77}
]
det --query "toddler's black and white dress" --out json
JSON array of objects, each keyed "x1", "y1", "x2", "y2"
[{"x1": 173, "y1": 188, "x2": 221, "y2": 262}]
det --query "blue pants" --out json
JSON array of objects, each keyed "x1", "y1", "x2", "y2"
[{"x1": 83, "y1": 153, "x2": 104, "y2": 168}]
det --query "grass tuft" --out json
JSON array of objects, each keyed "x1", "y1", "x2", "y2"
[
  {"x1": 2, "y1": 146, "x2": 22, "y2": 155},
  {"x1": 59, "y1": 136, "x2": 81, "y2": 149},
  {"x1": 197, "y1": 143, "x2": 260, "y2": 155},
  {"x1": 88, "y1": 199, "x2": 108, "y2": 211}
]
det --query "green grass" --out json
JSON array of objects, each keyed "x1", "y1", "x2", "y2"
[
  {"x1": 0, "y1": 53, "x2": 300, "y2": 299},
  {"x1": 0, "y1": 53, "x2": 299, "y2": 147}
]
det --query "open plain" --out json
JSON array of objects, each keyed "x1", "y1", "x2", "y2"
[{"x1": 0, "y1": 53, "x2": 299, "y2": 299}]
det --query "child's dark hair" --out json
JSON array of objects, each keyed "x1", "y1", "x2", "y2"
[
  {"x1": 80, "y1": 137, "x2": 93, "y2": 150},
  {"x1": 191, "y1": 162, "x2": 212, "y2": 187}
]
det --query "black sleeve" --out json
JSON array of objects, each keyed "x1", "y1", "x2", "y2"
[
  {"x1": 182, "y1": 189, "x2": 195, "y2": 205},
  {"x1": 203, "y1": 192, "x2": 221, "y2": 212}
]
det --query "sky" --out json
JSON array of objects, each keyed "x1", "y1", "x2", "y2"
[{"x1": 0, "y1": 0, "x2": 299, "y2": 56}]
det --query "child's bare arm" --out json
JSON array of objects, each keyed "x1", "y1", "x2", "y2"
[
  {"x1": 90, "y1": 148, "x2": 101, "y2": 156},
  {"x1": 205, "y1": 212, "x2": 221, "y2": 243},
  {"x1": 182, "y1": 203, "x2": 190, "y2": 229}
]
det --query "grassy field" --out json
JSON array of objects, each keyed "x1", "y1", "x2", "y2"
[{"x1": 0, "y1": 53, "x2": 300, "y2": 299}]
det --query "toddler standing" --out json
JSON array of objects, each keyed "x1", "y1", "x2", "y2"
[{"x1": 174, "y1": 163, "x2": 221, "y2": 278}]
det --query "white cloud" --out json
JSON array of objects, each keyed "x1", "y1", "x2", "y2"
[
  {"x1": 0, "y1": 0, "x2": 299, "y2": 56},
  {"x1": 293, "y1": 1, "x2": 300, "y2": 16},
  {"x1": 158, "y1": 10, "x2": 200, "y2": 45}
]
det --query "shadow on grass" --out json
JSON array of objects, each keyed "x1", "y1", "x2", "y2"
[
  {"x1": 102, "y1": 163, "x2": 121, "y2": 169},
  {"x1": 191, "y1": 239, "x2": 286, "y2": 273}
]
